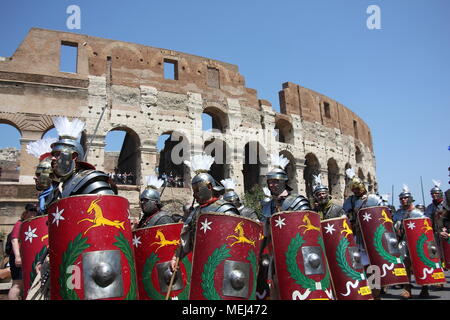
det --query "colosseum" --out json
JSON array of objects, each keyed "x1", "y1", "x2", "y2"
[{"x1": 0, "y1": 28, "x2": 377, "y2": 235}]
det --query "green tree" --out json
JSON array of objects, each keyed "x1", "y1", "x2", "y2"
[{"x1": 243, "y1": 184, "x2": 265, "y2": 220}]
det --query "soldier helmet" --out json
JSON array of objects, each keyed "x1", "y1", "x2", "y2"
[
  {"x1": 430, "y1": 179, "x2": 443, "y2": 197},
  {"x1": 184, "y1": 154, "x2": 224, "y2": 204},
  {"x1": 140, "y1": 175, "x2": 164, "y2": 215},
  {"x1": 312, "y1": 173, "x2": 329, "y2": 195},
  {"x1": 221, "y1": 178, "x2": 241, "y2": 206},
  {"x1": 26, "y1": 137, "x2": 58, "y2": 190},
  {"x1": 399, "y1": 184, "x2": 414, "y2": 203},
  {"x1": 266, "y1": 153, "x2": 289, "y2": 181},
  {"x1": 51, "y1": 116, "x2": 85, "y2": 160},
  {"x1": 346, "y1": 168, "x2": 366, "y2": 194}
]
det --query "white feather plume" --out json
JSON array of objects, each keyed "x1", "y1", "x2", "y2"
[
  {"x1": 26, "y1": 138, "x2": 57, "y2": 158},
  {"x1": 145, "y1": 175, "x2": 164, "y2": 189},
  {"x1": 270, "y1": 153, "x2": 289, "y2": 170},
  {"x1": 183, "y1": 154, "x2": 215, "y2": 174},
  {"x1": 52, "y1": 116, "x2": 85, "y2": 139},
  {"x1": 263, "y1": 187, "x2": 271, "y2": 197},
  {"x1": 432, "y1": 179, "x2": 441, "y2": 188},
  {"x1": 402, "y1": 184, "x2": 410, "y2": 193},
  {"x1": 221, "y1": 178, "x2": 236, "y2": 191},
  {"x1": 345, "y1": 168, "x2": 355, "y2": 179},
  {"x1": 312, "y1": 174, "x2": 322, "y2": 186}
]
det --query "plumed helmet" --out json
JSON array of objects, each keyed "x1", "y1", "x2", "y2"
[
  {"x1": 26, "y1": 137, "x2": 58, "y2": 190},
  {"x1": 430, "y1": 179, "x2": 443, "y2": 196},
  {"x1": 51, "y1": 116, "x2": 85, "y2": 159},
  {"x1": 312, "y1": 173, "x2": 329, "y2": 195},
  {"x1": 266, "y1": 153, "x2": 289, "y2": 181},
  {"x1": 26, "y1": 138, "x2": 58, "y2": 162},
  {"x1": 399, "y1": 184, "x2": 414, "y2": 202},
  {"x1": 184, "y1": 154, "x2": 224, "y2": 193},
  {"x1": 221, "y1": 178, "x2": 240, "y2": 203},
  {"x1": 140, "y1": 175, "x2": 164, "y2": 202},
  {"x1": 345, "y1": 168, "x2": 366, "y2": 193}
]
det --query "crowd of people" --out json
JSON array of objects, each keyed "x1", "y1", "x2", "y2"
[{"x1": 2, "y1": 115, "x2": 449, "y2": 301}]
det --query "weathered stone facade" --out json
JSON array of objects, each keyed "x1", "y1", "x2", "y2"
[{"x1": 0, "y1": 28, "x2": 377, "y2": 234}]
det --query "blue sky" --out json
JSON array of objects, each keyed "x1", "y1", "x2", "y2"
[{"x1": 0, "y1": 0, "x2": 449, "y2": 206}]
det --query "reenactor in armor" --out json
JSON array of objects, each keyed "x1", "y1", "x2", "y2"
[
  {"x1": 260, "y1": 154, "x2": 310, "y2": 299},
  {"x1": 343, "y1": 168, "x2": 383, "y2": 298},
  {"x1": 169, "y1": 154, "x2": 240, "y2": 272},
  {"x1": 26, "y1": 138, "x2": 57, "y2": 215},
  {"x1": 425, "y1": 180, "x2": 446, "y2": 222},
  {"x1": 311, "y1": 174, "x2": 345, "y2": 220},
  {"x1": 137, "y1": 175, "x2": 179, "y2": 228},
  {"x1": 261, "y1": 154, "x2": 310, "y2": 219},
  {"x1": 47, "y1": 116, "x2": 117, "y2": 206},
  {"x1": 393, "y1": 184, "x2": 429, "y2": 299},
  {"x1": 221, "y1": 178, "x2": 260, "y2": 221},
  {"x1": 32, "y1": 117, "x2": 117, "y2": 299},
  {"x1": 424, "y1": 180, "x2": 446, "y2": 291}
]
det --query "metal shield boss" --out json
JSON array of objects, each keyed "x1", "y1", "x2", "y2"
[
  {"x1": 321, "y1": 216, "x2": 373, "y2": 300},
  {"x1": 189, "y1": 213, "x2": 263, "y2": 300},
  {"x1": 133, "y1": 222, "x2": 192, "y2": 300},
  {"x1": 20, "y1": 215, "x2": 49, "y2": 298},
  {"x1": 270, "y1": 210, "x2": 334, "y2": 300},
  {"x1": 357, "y1": 206, "x2": 409, "y2": 287},
  {"x1": 47, "y1": 195, "x2": 138, "y2": 300},
  {"x1": 403, "y1": 217, "x2": 446, "y2": 285}
]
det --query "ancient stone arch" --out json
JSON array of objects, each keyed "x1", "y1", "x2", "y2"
[
  {"x1": 275, "y1": 118, "x2": 293, "y2": 144},
  {"x1": 202, "y1": 106, "x2": 229, "y2": 133},
  {"x1": 327, "y1": 158, "x2": 340, "y2": 199},
  {"x1": 304, "y1": 153, "x2": 321, "y2": 200},
  {"x1": 280, "y1": 150, "x2": 298, "y2": 193}
]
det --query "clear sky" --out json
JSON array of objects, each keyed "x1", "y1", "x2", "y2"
[{"x1": 0, "y1": 0, "x2": 449, "y2": 207}]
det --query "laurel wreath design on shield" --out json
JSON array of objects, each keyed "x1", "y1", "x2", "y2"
[
  {"x1": 201, "y1": 244, "x2": 258, "y2": 300},
  {"x1": 336, "y1": 238, "x2": 365, "y2": 281},
  {"x1": 416, "y1": 234, "x2": 437, "y2": 268},
  {"x1": 374, "y1": 224, "x2": 403, "y2": 264},
  {"x1": 59, "y1": 233, "x2": 90, "y2": 300},
  {"x1": 30, "y1": 246, "x2": 49, "y2": 288},
  {"x1": 59, "y1": 232, "x2": 137, "y2": 300},
  {"x1": 143, "y1": 252, "x2": 192, "y2": 300},
  {"x1": 113, "y1": 232, "x2": 138, "y2": 300},
  {"x1": 286, "y1": 234, "x2": 331, "y2": 290}
]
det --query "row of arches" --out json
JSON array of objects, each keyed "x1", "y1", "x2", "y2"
[{"x1": 0, "y1": 122, "x2": 375, "y2": 201}]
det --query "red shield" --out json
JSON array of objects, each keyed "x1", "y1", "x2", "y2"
[
  {"x1": 133, "y1": 222, "x2": 191, "y2": 300},
  {"x1": 48, "y1": 195, "x2": 138, "y2": 300},
  {"x1": 321, "y1": 216, "x2": 373, "y2": 300},
  {"x1": 271, "y1": 210, "x2": 334, "y2": 300},
  {"x1": 357, "y1": 206, "x2": 409, "y2": 287},
  {"x1": 20, "y1": 215, "x2": 49, "y2": 298},
  {"x1": 403, "y1": 217, "x2": 446, "y2": 285},
  {"x1": 441, "y1": 238, "x2": 450, "y2": 269},
  {"x1": 189, "y1": 213, "x2": 263, "y2": 300}
]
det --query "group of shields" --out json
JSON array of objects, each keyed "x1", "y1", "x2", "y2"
[{"x1": 18, "y1": 194, "x2": 449, "y2": 300}]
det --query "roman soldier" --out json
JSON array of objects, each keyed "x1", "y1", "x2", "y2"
[
  {"x1": 137, "y1": 175, "x2": 178, "y2": 228},
  {"x1": 47, "y1": 116, "x2": 117, "y2": 204},
  {"x1": 260, "y1": 153, "x2": 310, "y2": 299},
  {"x1": 169, "y1": 154, "x2": 240, "y2": 271},
  {"x1": 425, "y1": 180, "x2": 446, "y2": 223},
  {"x1": 311, "y1": 173, "x2": 345, "y2": 220},
  {"x1": 343, "y1": 168, "x2": 383, "y2": 298},
  {"x1": 26, "y1": 138, "x2": 57, "y2": 215},
  {"x1": 262, "y1": 153, "x2": 310, "y2": 219},
  {"x1": 393, "y1": 184, "x2": 429, "y2": 299},
  {"x1": 221, "y1": 178, "x2": 259, "y2": 221}
]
